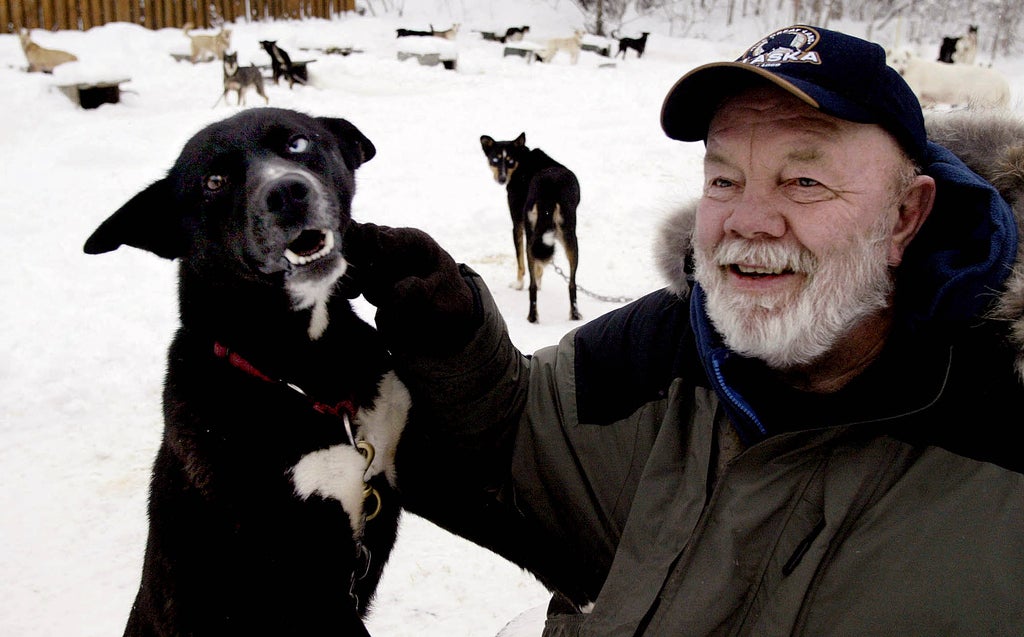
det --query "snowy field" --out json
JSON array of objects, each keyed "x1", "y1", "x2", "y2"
[{"x1": 1, "y1": 2, "x2": 1022, "y2": 635}]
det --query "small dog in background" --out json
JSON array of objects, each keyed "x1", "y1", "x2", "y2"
[
  {"x1": 396, "y1": 24, "x2": 459, "y2": 39},
  {"x1": 938, "y1": 24, "x2": 979, "y2": 65},
  {"x1": 396, "y1": 26, "x2": 434, "y2": 38},
  {"x1": 537, "y1": 30, "x2": 584, "y2": 64},
  {"x1": 19, "y1": 29, "x2": 77, "y2": 73},
  {"x1": 616, "y1": 31, "x2": 650, "y2": 59},
  {"x1": 216, "y1": 52, "x2": 268, "y2": 107},
  {"x1": 183, "y1": 22, "x2": 232, "y2": 63},
  {"x1": 501, "y1": 25, "x2": 530, "y2": 43},
  {"x1": 480, "y1": 132, "x2": 581, "y2": 323},
  {"x1": 432, "y1": 24, "x2": 460, "y2": 40},
  {"x1": 260, "y1": 40, "x2": 305, "y2": 88}
]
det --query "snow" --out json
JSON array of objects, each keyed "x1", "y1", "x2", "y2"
[{"x1": 2, "y1": 3, "x2": 1022, "y2": 636}]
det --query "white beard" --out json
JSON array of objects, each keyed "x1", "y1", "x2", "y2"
[{"x1": 694, "y1": 218, "x2": 895, "y2": 370}]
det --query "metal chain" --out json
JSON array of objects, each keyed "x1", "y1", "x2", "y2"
[{"x1": 551, "y1": 263, "x2": 636, "y2": 304}]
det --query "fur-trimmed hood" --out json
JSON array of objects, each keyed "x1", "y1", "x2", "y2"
[{"x1": 654, "y1": 109, "x2": 1024, "y2": 382}]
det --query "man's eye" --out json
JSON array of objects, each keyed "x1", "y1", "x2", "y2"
[
  {"x1": 710, "y1": 177, "x2": 734, "y2": 188},
  {"x1": 796, "y1": 177, "x2": 820, "y2": 187}
]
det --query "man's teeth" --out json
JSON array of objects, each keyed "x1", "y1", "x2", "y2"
[
  {"x1": 735, "y1": 264, "x2": 783, "y2": 275},
  {"x1": 284, "y1": 230, "x2": 334, "y2": 265}
]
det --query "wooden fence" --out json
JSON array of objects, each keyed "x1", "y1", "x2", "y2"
[{"x1": 4, "y1": 0, "x2": 357, "y2": 33}]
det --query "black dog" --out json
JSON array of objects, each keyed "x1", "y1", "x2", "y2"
[
  {"x1": 84, "y1": 108, "x2": 406, "y2": 636},
  {"x1": 501, "y1": 25, "x2": 530, "y2": 43},
  {"x1": 260, "y1": 39, "x2": 305, "y2": 88},
  {"x1": 395, "y1": 27, "x2": 433, "y2": 38},
  {"x1": 938, "y1": 25, "x2": 978, "y2": 64},
  {"x1": 480, "y1": 132, "x2": 581, "y2": 323},
  {"x1": 616, "y1": 31, "x2": 650, "y2": 58}
]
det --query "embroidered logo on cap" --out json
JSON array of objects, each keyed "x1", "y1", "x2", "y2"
[{"x1": 739, "y1": 26, "x2": 822, "y2": 68}]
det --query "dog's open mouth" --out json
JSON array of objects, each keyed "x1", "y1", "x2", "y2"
[{"x1": 284, "y1": 229, "x2": 334, "y2": 266}]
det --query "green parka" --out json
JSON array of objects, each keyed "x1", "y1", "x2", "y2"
[{"x1": 393, "y1": 111, "x2": 1024, "y2": 636}]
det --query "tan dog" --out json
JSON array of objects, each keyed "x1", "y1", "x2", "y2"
[
  {"x1": 19, "y1": 29, "x2": 77, "y2": 73},
  {"x1": 182, "y1": 22, "x2": 232, "y2": 63},
  {"x1": 433, "y1": 23, "x2": 460, "y2": 40},
  {"x1": 538, "y1": 30, "x2": 584, "y2": 64}
]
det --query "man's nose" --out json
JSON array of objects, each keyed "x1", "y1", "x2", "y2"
[{"x1": 722, "y1": 188, "x2": 786, "y2": 239}]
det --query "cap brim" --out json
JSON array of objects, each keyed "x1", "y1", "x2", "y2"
[{"x1": 660, "y1": 62, "x2": 824, "y2": 142}]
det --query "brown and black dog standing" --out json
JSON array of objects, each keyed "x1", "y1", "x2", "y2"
[{"x1": 481, "y1": 132, "x2": 581, "y2": 323}]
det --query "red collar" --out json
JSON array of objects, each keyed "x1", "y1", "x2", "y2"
[{"x1": 213, "y1": 342, "x2": 357, "y2": 422}]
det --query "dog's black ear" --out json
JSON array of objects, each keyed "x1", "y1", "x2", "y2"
[
  {"x1": 318, "y1": 117, "x2": 376, "y2": 169},
  {"x1": 83, "y1": 179, "x2": 187, "y2": 259},
  {"x1": 480, "y1": 135, "x2": 494, "y2": 151},
  {"x1": 514, "y1": 132, "x2": 526, "y2": 147}
]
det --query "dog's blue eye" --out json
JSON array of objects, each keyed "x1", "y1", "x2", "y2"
[
  {"x1": 287, "y1": 136, "x2": 310, "y2": 154},
  {"x1": 205, "y1": 175, "x2": 227, "y2": 191}
]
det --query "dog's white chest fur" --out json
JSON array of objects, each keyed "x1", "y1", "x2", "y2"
[{"x1": 289, "y1": 371, "x2": 410, "y2": 535}]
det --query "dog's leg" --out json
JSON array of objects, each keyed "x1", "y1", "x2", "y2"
[
  {"x1": 525, "y1": 206, "x2": 541, "y2": 322},
  {"x1": 563, "y1": 230, "x2": 581, "y2": 321},
  {"x1": 511, "y1": 218, "x2": 526, "y2": 290},
  {"x1": 526, "y1": 251, "x2": 539, "y2": 323}
]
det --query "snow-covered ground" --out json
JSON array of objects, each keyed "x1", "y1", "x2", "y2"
[{"x1": 2, "y1": 2, "x2": 1022, "y2": 635}]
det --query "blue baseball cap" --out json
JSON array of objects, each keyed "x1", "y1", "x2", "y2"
[{"x1": 661, "y1": 25, "x2": 927, "y2": 163}]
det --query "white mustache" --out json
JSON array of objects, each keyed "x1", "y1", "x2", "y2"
[{"x1": 712, "y1": 239, "x2": 818, "y2": 275}]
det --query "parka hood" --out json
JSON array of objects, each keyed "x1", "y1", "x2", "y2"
[{"x1": 654, "y1": 109, "x2": 1024, "y2": 383}]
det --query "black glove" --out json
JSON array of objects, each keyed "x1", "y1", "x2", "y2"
[{"x1": 343, "y1": 222, "x2": 480, "y2": 355}]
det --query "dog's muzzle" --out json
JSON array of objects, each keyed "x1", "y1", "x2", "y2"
[{"x1": 249, "y1": 161, "x2": 342, "y2": 275}]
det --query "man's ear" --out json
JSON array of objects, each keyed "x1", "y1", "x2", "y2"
[
  {"x1": 317, "y1": 117, "x2": 376, "y2": 170},
  {"x1": 889, "y1": 174, "x2": 936, "y2": 266},
  {"x1": 83, "y1": 178, "x2": 187, "y2": 260}
]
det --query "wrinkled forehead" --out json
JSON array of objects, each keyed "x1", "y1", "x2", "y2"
[
  {"x1": 707, "y1": 85, "x2": 843, "y2": 139},
  {"x1": 706, "y1": 85, "x2": 903, "y2": 163}
]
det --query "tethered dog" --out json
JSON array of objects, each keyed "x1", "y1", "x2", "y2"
[
  {"x1": 616, "y1": 31, "x2": 650, "y2": 59},
  {"x1": 260, "y1": 40, "x2": 306, "y2": 88},
  {"x1": 217, "y1": 51, "x2": 269, "y2": 106},
  {"x1": 480, "y1": 132, "x2": 581, "y2": 323}
]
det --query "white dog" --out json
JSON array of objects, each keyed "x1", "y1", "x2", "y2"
[
  {"x1": 890, "y1": 51, "x2": 1010, "y2": 109},
  {"x1": 538, "y1": 30, "x2": 584, "y2": 64}
]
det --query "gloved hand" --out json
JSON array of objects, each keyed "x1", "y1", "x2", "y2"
[{"x1": 342, "y1": 222, "x2": 480, "y2": 355}]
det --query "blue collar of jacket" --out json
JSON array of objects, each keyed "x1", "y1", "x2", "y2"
[{"x1": 690, "y1": 283, "x2": 769, "y2": 445}]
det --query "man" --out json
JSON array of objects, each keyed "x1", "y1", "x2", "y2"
[{"x1": 347, "y1": 25, "x2": 1024, "y2": 635}]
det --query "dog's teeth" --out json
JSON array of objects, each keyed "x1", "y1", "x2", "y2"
[{"x1": 285, "y1": 230, "x2": 334, "y2": 266}]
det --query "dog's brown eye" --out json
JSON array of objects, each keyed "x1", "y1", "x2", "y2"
[
  {"x1": 205, "y1": 175, "x2": 227, "y2": 191},
  {"x1": 287, "y1": 136, "x2": 310, "y2": 154}
]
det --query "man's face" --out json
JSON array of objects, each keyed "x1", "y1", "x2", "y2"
[{"x1": 693, "y1": 86, "x2": 914, "y2": 370}]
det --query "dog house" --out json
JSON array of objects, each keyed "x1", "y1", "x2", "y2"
[{"x1": 58, "y1": 78, "x2": 131, "y2": 109}]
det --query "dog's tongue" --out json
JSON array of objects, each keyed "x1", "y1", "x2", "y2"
[
  {"x1": 284, "y1": 229, "x2": 333, "y2": 265},
  {"x1": 290, "y1": 230, "x2": 325, "y2": 256}
]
